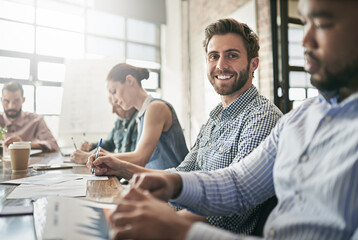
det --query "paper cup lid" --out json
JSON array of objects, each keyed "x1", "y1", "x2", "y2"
[
  {"x1": 13, "y1": 141, "x2": 31, "y2": 145},
  {"x1": 9, "y1": 144, "x2": 31, "y2": 149}
]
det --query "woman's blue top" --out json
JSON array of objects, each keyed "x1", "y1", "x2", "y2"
[{"x1": 136, "y1": 96, "x2": 188, "y2": 169}]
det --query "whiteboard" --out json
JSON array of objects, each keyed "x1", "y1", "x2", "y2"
[{"x1": 59, "y1": 59, "x2": 122, "y2": 136}]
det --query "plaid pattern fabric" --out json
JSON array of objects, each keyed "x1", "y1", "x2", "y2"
[
  {"x1": 91, "y1": 111, "x2": 138, "y2": 153},
  {"x1": 177, "y1": 92, "x2": 358, "y2": 240},
  {"x1": 167, "y1": 85, "x2": 282, "y2": 234}
]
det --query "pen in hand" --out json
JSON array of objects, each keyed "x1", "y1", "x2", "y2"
[
  {"x1": 92, "y1": 138, "x2": 102, "y2": 174},
  {"x1": 71, "y1": 137, "x2": 77, "y2": 150}
]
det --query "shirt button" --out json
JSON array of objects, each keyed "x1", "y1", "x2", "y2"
[
  {"x1": 295, "y1": 193, "x2": 302, "y2": 201},
  {"x1": 198, "y1": 159, "x2": 202, "y2": 167},
  {"x1": 208, "y1": 142, "x2": 212, "y2": 146},
  {"x1": 269, "y1": 229, "x2": 275, "y2": 237},
  {"x1": 301, "y1": 155, "x2": 308, "y2": 162},
  {"x1": 219, "y1": 147, "x2": 223, "y2": 151},
  {"x1": 325, "y1": 116, "x2": 332, "y2": 122},
  {"x1": 124, "y1": 128, "x2": 127, "y2": 132}
]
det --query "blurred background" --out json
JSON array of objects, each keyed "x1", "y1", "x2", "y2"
[{"x1": 0, "y1": 0, "x2": 317, "y2": 148}]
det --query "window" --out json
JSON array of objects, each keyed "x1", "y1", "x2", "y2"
[
  {"x1": 272, "y1": 0, "x2": 318, "y2": 113},
  {"x1": 0, "y1": 0, "x2": 162, "y2": 137}
]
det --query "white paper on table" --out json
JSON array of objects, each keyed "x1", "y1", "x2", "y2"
[
  {"x1": 1, "y1": 173, "x2": 108, "y2": 185},
  {"x1": 78, "y1": 174, "x2": 109, "y2": 181},
  {"x1": 7, "y1": 179, "x2": 87, "y2": 199},
  {"x1": 2, "y1": 173, "x2": 82, "y2": 185},
  {"x1": 35, "y1": 157, "x2": 86, "y2": 166},
  {"x1": 29, "y1": 162, "x2": 85, "y2": 168},
  {"x1": 36, "y1": 196, "x2": 116, "y2": 240}
]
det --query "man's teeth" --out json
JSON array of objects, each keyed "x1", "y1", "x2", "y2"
[{"x1": 217, "y1": 75, "x2": 232, "y2": 79}]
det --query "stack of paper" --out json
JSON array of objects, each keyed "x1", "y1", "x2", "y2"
[
  {"x1": 1, "y1": 174, "x2": 108, "y2": 199},
  {"x1": 34, "y1": 196, "x2": 116, "y2": 240}
]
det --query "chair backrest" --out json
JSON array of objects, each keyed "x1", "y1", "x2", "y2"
[{"x1": 252, "y1": 196, "x2": 278, "y2": 237}]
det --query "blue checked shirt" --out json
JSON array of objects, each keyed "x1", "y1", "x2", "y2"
[
  {"x1": 90, "y1": 112, "x2": 138, "y2": 153},
  {"x1": 173, "y1": 91, "x2": 358, "y2": 240},
  {"x1": 167, "y1": 85, "x2": 282, "y2": 234}
]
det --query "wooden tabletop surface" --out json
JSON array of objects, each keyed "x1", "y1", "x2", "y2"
[{"x1": 0, "y1": 152, "x2": 123, "y2": 239}]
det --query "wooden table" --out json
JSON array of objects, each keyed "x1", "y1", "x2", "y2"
[{"x1": 0, "y1": 152, "x2": 123, "y2": 240}]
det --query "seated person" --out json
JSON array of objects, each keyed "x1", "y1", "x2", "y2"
[
  {"x1": 0, "y1": 81, "x2": 59, "y2": 152},
  {"x1": 88, "y1": 19, "x2": 282, "y2": 235},
  {"x1": 90, "y1": 63, "x2": 188, "y2": 170},
  {"x1": 108, "y1": 0, "x2": 358, "y2": 239},
  {"x1": 70, "y1": 98, "x2": 138, "y2": 164}
]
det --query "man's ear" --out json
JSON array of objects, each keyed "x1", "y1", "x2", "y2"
[
  {"x1": 250, "y1": 57, "x2": 259, "y2": 72},
  {"x1": 22, "y1": 97, "x2": 25, "y2": 103}
]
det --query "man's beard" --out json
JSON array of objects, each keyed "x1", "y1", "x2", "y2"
[
  {"x1": 5, "y1": 108, "x2": 22, "y2": 119},
  {"x1": 209, "y1": 64, "x2": 250, "y2": 96},
  {"x1": 307, "y1": 52, "x2": 358, "y2": 91}
]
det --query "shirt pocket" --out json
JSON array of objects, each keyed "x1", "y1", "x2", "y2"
[
  {"x1": 215, "y1": 140, "x2": 232, "y2": 154},
  {"x1": 198, "y1": 135, "x2": 209, "y2": 148}
]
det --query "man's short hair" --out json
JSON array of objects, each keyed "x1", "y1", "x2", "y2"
[
  {"x1": 2, "y1": 81, "x2": 24, "y2": 97},
  {"x1": 203, "y1": 18, "x2": 260, "y2": 61}
]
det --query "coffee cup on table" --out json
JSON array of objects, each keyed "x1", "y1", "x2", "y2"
[{"x1": 9, "y1": 143, "x2": 31, "y2": 172}]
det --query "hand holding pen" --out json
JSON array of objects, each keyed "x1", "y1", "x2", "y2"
[
  {"x1": 92, "y1": 138, "x2": 102, "y2": 174},
  {"x1": 71, "y1": 137, "x2": 77, "y2": 150}
]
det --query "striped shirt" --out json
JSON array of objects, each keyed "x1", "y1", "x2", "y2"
[
  {"x1": 167, "y1": 85, "x2": 282, "y2": 234},
  {"x1": 174, "y1": 91, "x2": 358, "y2": 240}
]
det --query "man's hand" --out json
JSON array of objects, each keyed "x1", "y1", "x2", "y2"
[
  {"x1": 4, "y1": 136, "x2": 23, "y2": 148},
  {"x1": 129, "y1": 173, "x2": 183, "y2": 201},
  {"x1": 80, "y1": 141, "x2": 92, "y2": 151},
  {"x1": 70, "y1": 149, "x2": 91, "y2": 164},
  {"x1": 110, "y1": 188, "x2": 191, "y2": 240}
]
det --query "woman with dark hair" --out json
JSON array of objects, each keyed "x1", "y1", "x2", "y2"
[{"x1": 87, "y1": 63, "x2": 188, "y2": 175}]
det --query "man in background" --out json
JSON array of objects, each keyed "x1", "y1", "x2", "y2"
[
  {"x1": 0, "y1": 81, "x2": 59, "y2": 152},
  {"x1": 70, "y1": 98, "x2": 137, "y2": 164},
  {"x1": 109, "y1": 0, "x2": 358, "y2": 239}
]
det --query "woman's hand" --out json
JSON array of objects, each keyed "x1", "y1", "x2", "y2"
[
  {"x1": 80, "y1": 141, "x2": 93, "y2": 151},
  {"x1": 87, "y1": 153, "x2": 127, "y2": 177},
  {"x1": 70, "y1": 149, "x2": 91, "y2": 164}
]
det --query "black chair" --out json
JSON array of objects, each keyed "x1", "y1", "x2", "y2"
[{"x1": 252, "y1": 196, "x2": 278, "y2": 237}]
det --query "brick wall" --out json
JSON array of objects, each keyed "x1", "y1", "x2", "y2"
[{"x1": 181, "y1": 0, "x2": 274, "y2": 142}]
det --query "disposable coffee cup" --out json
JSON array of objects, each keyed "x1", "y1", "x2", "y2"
[{"x1": 9, "y1": 143, "x2": 30, "y2": 172}]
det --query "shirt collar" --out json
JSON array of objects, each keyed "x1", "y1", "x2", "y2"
[
  {"x1": 122, "y1": 110, "x2": 138, "y2": 126},
  {"x1": 209, "y1": 85, "x2": 259, "y2": 121},
  {"x1": 318, "y1": 89, "x2": 358, "y2": 107},
  {"x1": 3, "y1": 111, "x2": 25, "y2": 127},
  {"x1": 318, "y1": 90, "x2": 339, "y2": 106},
  {"x1": 136, "y1": 95, "x2": 153, "y2": 119}
]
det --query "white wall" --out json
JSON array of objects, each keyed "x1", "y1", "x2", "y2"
[{"x1": 161, "y1": 0, "x2": 190, "y2": 144}]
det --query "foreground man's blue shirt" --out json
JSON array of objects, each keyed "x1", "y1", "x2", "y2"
[{"x1": 174, "y1": 91, "x2": 358, "y2": 240}]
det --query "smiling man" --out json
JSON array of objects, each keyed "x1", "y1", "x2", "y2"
[
  {"x1": 89, "y1": 18, "x2": 282, "y2": 235},
  {"x1": 109, "y1": 0, "x2": 358, "y2": 239},
  {"x1": 0, "y1": 82, "x2": 59, "y2": 152}
]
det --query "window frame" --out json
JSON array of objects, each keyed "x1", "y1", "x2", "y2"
[{"x1": 0, "y1": 0, "x2": 162, "y2": 116}]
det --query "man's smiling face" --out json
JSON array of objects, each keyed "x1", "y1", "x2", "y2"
[{"x1": 206, "y1": 33, "x2": 251, "y2": 96}]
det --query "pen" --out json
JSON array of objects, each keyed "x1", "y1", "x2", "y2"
[
  {"x1": 92, "y1": 138, "x2": 102, "y2": 174},
  {"x1": 71, "y1": 137, "x2": 77, "y2": 150}
]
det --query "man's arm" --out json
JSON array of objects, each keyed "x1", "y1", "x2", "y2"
[
  {"x1": 33, "y1": 117, "x2": 59, "y2": 152},
  {"x1": 88, "y1": 153, "x2": 166, "y2": 179},
  {"x1": 186, "y1": 222, "x2": 261, "y2": 240},
  {"x1": 173, "y1": 131, "x2": 278, "y2": 216},
  {"x1": 133, "y1": 120, "x2": 282, "y2": 216}
]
